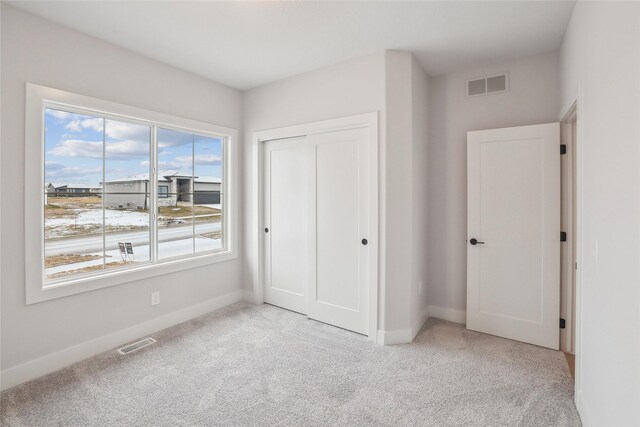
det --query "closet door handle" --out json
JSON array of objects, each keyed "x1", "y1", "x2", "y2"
[
  {"x1": 362, "y1": 238, "x2": 368, "y2": 246},
  {"x1": 265, "y1": 228, "x2": 269, "y2": 233}
]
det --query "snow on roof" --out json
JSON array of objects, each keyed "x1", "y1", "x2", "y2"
[
  {"x1": 105, "y1": 172, "x2": 170, "y2": 184},
  {"x1": 159, "y1": 169, "x2": 191, "y2": 178},
  {"x1": 104, "y1": 170, "x2": 221, "y2": 184},
  {"x1": 195, "y1": 176, "x2": 222, "y2": 184},
  {"x1": 47, "y1": 183, "x2": 100, "y2": 189}
]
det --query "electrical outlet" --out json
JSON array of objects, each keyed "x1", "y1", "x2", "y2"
[
  {"x1": 418, "y1": 281, "x2": 423, "y2": 295},
  {"x1": 151, "y1": 291, "x2": 160, "y2": 306}
]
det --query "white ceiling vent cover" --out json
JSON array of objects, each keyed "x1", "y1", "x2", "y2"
[
  {"x1": 117, "y1": 337, "x2": 156, "y2": 355},
  {"x1": 467, "y1": 73, "x2": 508, "y2": 97}
]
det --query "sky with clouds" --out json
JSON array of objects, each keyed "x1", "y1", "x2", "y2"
[{"x1": 45, "y1": 108, "x2": 223, "y2": 188}]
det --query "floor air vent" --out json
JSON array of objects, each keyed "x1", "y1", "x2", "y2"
[{"x1": 117, "y1": 337, "x2": 156, "y2": 355}]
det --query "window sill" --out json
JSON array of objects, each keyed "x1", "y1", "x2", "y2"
[{"x1": 27, "y1": 250, "x2": 237, "y2": 305}]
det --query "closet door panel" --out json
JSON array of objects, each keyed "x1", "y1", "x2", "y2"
[
  {"x1": 308, "y1": 128, "x2": 369, "y2": 335},
  {"x1": 315, "y1": 140, "x2": 360, "y2": 309},
  {"x1": 263, "y1": 138, "x2": 312, "y2": 314}
]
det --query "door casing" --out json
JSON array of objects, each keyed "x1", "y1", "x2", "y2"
[{"x1": 560, "y1": 92, "x2": 583, "y2": 409}]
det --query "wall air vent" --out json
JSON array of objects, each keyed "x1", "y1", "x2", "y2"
[
  {"x1": 467, "y1": 73, "x2": 508, "y2": 97},
  {"x1": 117, "y1": 337, "x2": 156, "y2": 355}
]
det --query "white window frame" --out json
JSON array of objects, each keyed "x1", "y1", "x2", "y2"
[{"x1": 25, "y1": 83, "x2": 238, "y2": 304}]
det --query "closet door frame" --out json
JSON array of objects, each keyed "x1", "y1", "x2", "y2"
[{"x1": 252, "y1": 112, "x2": 379, "y2": 342}]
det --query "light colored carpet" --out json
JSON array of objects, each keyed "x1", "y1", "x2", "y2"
[{"x1": 1, "y1": 302, "x2": 580, "y2": 426}]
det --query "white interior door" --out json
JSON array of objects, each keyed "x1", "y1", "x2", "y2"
[
  {"x1": 307, "y1": 128, "x2": 370, "y2": 335},
  {"x1": 263, "y1": 137, "x2": 313, "y2": 314},
  {"x1": 467, "y1": 123, "x2": 560, "y2": 349}
]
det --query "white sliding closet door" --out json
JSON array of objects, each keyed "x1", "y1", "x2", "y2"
[
  {"x1": 263, "y1": 137, "x2": 313, "y2": 314},
  {"x1": 263, "y1": 127, "x2": 371, "y2": 336},
  {"x1": 307, "y1": 128, "x2": 370, "y2": 335}
]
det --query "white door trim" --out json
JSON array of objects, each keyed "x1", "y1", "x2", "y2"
[
  {"x1": 560, "y1": 85, "x2": 583, "y2": 412},
  {"x1": 560, "y1": 104, "x2": 578, "y2": 354},
  {"x1": 252, "y1": 112, "x2": 379, "y2": 342}
]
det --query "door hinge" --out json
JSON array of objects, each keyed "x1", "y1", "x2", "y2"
[
  {"x1": 560, "y1": 144, "x2": 567, "y2": 155},
  {"x1": 560, "y1": 318, "x2": 566, "y2": 329},
  {"x1": 560, "y1": 231, "x2": 567, "y2": 242}
]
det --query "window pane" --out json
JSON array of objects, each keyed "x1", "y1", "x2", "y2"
[
  {"x1": 104, "y1": 119, "x2": 151, "y2": 184},
  {"x1": 44, "y1": 108, "x2": 104, "y2": 190},
  {"x1": 104, "y1": 193, "x2": 151, "y2": 269},
  {"x1": 157, "y1": 127, "x2": 193, "y2": 177},
  {"x1": 194, "y1": 134, "x2": 222, "y2": 186},
  {"x1": 194, "y1": 194, "x2": 222, "y2": 253},
  {"x1": 44, "y1": 108, "x2": 105, "y2": 280},
  {"x1": 104, "y1": 118, "x2": 151, "y2": 203},
  {"x1": 157, "y1": 128, "x2": 194, "y2": 259},
  {"x1": 102, "y1": 119, "x2": 152, "y2": 268},
  {"x1": 44, "y1": 194, "x2": 106, "y2": 280},
  {"x1": 158, "y1": 194, "x2": 194, "y2": 259},
  {"x1": 194, "y1": 135, "x2": 223, "y2": 253}
]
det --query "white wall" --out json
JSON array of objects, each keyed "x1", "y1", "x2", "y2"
[
  {"x1": 560, "y1": 3, "x2": 640, "y2": 425},
  {"x1": 410, "y1": 57, "x2": 430, "y2": 334},
  {"x1": 427, "y1": 51, "x2": 560, "y2": 319},
  {"x1": 0, "y1": 5, "x2": 243, "y2": 380},
  {"x1": 383, "y1": 52, "x2": 430, "y2": 336},
  {"x1": 383, "y1": 51, "x2": 413, "y2": 333}
]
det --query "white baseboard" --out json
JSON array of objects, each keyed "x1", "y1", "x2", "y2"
[
  {"x1": 0, "y1": 289, "x2": 244, "y2": 391},
  {"x1": 428, "y1": 305, "x2": 466, "y2": 324},
  {"x1": 412, "y1": 307, "x2": 430, "y2": 339},
  {"x1": 377, "y1": 307, "x2": 429, "y2": 345},
  {"x1": 575, "y1": 389, "x2": 591, "y2": 427},
  {"x1": 377, "y1": 328, "x2": 413, "y2": 345}
]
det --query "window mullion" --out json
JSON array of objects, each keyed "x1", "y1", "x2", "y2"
[
  {"x1": 221, "y1": 137, "x2": 226, "y2": 252},
  {"x1": 102, "y1": 118, "x2": 106, "y2": 269},
  {"x1": 150, "y1": 125, "x2": 158, "y2": 263},
  {"x1": 192, "y1": 133, "x2": 196, "y2": 255}
]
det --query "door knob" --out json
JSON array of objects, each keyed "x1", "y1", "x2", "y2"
[
  {"x1": 362, "y1": 238, "x2": 368, "y2": 246},
  {"x1": 469, "y1": 238, "x2": 484, "y2": 246},
  {"x1": 265, "y1": 228, "x2": 269, "y2": 233}
]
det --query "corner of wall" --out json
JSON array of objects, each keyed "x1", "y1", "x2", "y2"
[
  {"x1": 427, "y1": 305, "x2": 466, "y2": 325},
  {"x1": 382, "y1": 50, "x2": 414, "y2": 333}
]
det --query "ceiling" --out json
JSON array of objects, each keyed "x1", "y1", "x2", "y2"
[{"x1": 8, "y1": 1, "x2": 576, "y2": 90}]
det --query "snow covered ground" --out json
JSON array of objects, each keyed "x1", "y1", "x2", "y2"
[
  {"x1": 44, "y1": 202, "x2": 223, "y2": 278},
  {"x1": 46, "y1": 209, "x2": 150, "y2": 238},
  {"x1": 46, "y1": 209, "x2": 150, "y2": 227},
  {"x1": 46, "y1": 207, "x2": 219, "y2": 238}
]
